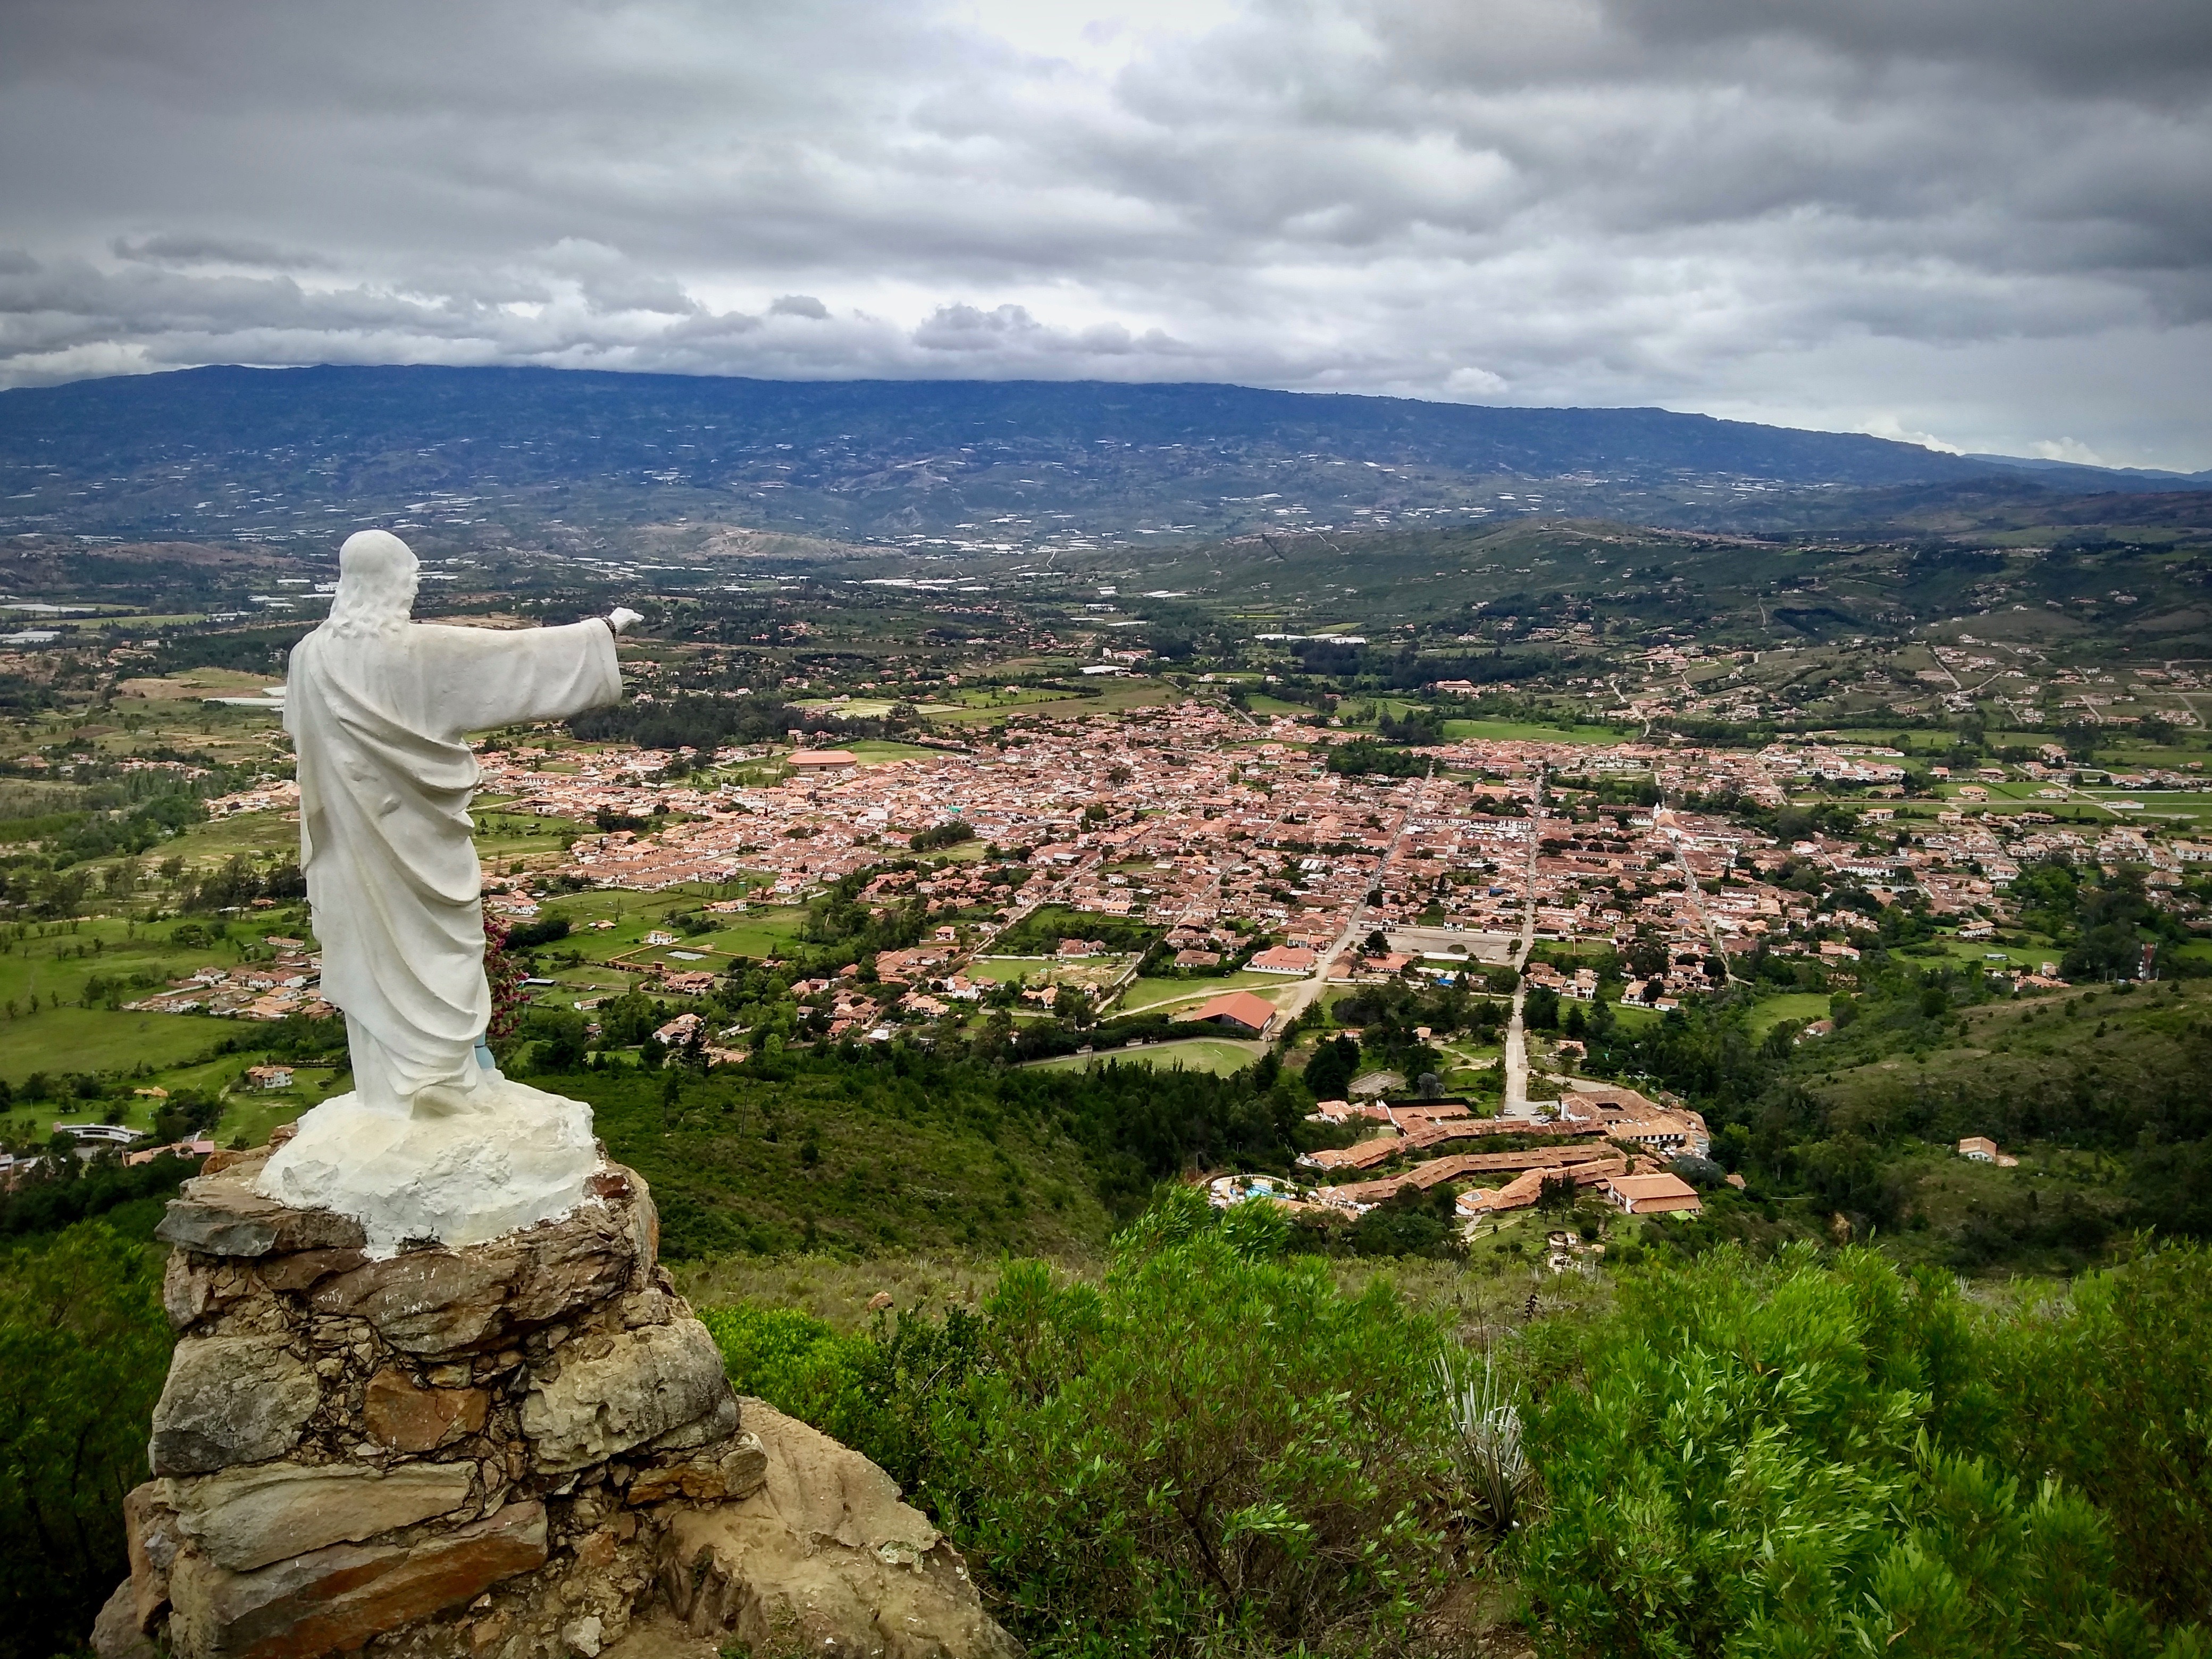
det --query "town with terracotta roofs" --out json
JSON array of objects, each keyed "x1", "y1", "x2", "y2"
[{"x1": 3, "y1": 510, "x2": 2209, "y2": 1277}]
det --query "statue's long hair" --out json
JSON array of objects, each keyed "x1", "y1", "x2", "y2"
[{"x1": 322, "y1": 530, "x2": 420, "y2": 640}]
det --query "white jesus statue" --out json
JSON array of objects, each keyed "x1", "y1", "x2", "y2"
[{"x1": 258, "y1": 530, "x2": 643, "y2": 1252}]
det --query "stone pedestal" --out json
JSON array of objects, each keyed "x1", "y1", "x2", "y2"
[{"x1": 99, "y1": 1135, "x2": 1017, "y2": 1659}]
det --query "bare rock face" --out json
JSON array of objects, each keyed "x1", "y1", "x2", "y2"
[
  {"x1": 94, "y1": 1580, "x2": 157, "y2": 1659},
  {"x1": 157, "y1": 1182, "x2": 369, "y2": 1259},
  {"x1": 149, "y1": 1335, "x2": 323, "y2": 1476},
  {"x1": 100, "y1": 1149, "x2": 1020, "y2": 1659},
  {"x1": 305, "y1": 1200, "x2": 638, "y2": 1358},
  {"x1": 623, "y1": 1435, "x2": 767, "y2": 1507},
  {"x1": 523, "y1": 1322, "x2": 731, "y2": 1473},
  {"x1": 167, "y1": 1502, "x2": 550, "y2": 1659},
  {"x1": 364, "y1": 1369, "x2": 491, "y2": 1454},
  {"x1": 124, "y1": 1483, "x2": 183, "y2": 1632},
  {"x1": 660, "y1": 1401, "x2": 1020, "y2": 1659},
  {"x1": 171, "y1": 1463, "x2": 479, "y2": 1572}
]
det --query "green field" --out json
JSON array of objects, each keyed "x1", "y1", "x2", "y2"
[
  {"x1": 1912, "y1": 936, "x2": 2057, "y2": 972},
  {"x1": 470, "y1": 808, "x2": 589, "y2": 865},
  {"x1": 842, "y1": 739, "x2": 942, "y2": 763},
  {"x1": 525, "y1": 892, "x2": 812, "y2": 963},
  {"x1": 1077, "y1": 681, "x2": 1183, "y2": 715},
  {"x1": 146, "y1": 807, "x2": 301, "y2": 868},
  {"x1": 681, "y1": 909, "x2": 815, "y2": 960},
  {"x1": 966, "y1": 954, "x2": 1138, "y2": 986},
  {"x1": 0, "y1": 1004, "x2": 241, "y2": 1090},
  {"x1": 0, "y1": 906, "x2": 359, "y2": 1130},
  {"x1": 1439, "y1": 717, "x2": 1623, "y2": 745},
  {"x1": 1746, "y1": 992, "x2": 1833, "y2": 1038},
  {"x1": 1824, "y1": 729, "x2": 1962, "y2": 753},
  {"x1": 2080, "y1": 789, "x2": 2212, "y2": 824},
  {"x1": 916, "y1": 688, "x2": 1086, "y2": 722},
  {"x1": 1116, "y1": 973, "x2": 1288, "y2": 1014},
  {"x1": 1029, "y1": 1036, "x2": 1261, "y2": 1076},
  {"x1": 965, "y1": 957, "x2": 1052, "y2": 983}
]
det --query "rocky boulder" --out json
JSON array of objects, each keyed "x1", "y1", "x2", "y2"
[
  {"x1": 169, "y1": 1463, "x2": 477, "y2": 1572},
  {"x1": 660, "y1": 1401, "x2": 1020, "y2": 1659}
]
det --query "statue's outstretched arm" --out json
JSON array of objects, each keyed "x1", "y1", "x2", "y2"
[{"x1": 416, "y1": 619, "x2": 625, "y2": 736}]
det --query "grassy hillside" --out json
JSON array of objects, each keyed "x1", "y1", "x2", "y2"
[
  {"x1": 533, "y1": 1044, "x2": 1307, "y2": 1260},
  {"x1": 1575, "y1": 962, "x2": 2212, "y2": 1275},
  {"x1": 562, "y1": 1060, "x2": 1114, "y2": 1260}
]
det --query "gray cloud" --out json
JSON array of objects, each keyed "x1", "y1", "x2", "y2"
[
  {"x1": 0, "y1": 0, "x2": 2206, "y2": 465},
  {"x1": 111, "y1": 231, "x2": 332, "y2": 269},
  {"x1": 1600, "y1": 0, "x2": 2212, "y2": 94}
]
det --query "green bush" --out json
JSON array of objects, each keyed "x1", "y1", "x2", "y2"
[
  {"x1": 699, "y1": 1299, "x2": 984, "y2": 1496},
  {"x1": 910, "y1": 821, "x2": 977, "y2": 852},
  {"x1": 692, "y1": 1220, "x2": 2212, "y2": 1657},
  {"x1": 1977, "y1": 1239, "x2": 2212, "y2": 1627},
  {"x1": 703, "y1": 1193, "x2": 1460, "y2": 1655},
  {"x1": 701, "y1": 1303, "x2": 872, "y2": 1430},
  {"x1": 0, "y1": 1223, "x2": 173, "y2": 1659},
  {"x1": 936, "y1": 1192, "x2": 1453, "y2": 1656},
  {"x1": 505, "y1": 914, "x2": 572, "y2": 950},
  {"x1": 1518, "y1": 1243, "x2": 2205, "y2": 1658}
]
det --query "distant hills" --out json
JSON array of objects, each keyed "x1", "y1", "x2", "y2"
[
  {"x1": 1963, "y1": 453, "x2": 2212, "y2": 493},
  {"x1": 0, "y1": 364, "x2": 2202, "y2": 552}
]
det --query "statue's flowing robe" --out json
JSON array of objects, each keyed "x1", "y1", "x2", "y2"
[{"x1": 286, "y1": 621, "x2": 619, "y2": 1107}]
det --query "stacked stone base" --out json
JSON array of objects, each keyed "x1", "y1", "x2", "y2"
[{"x1": 98, "y1": 1137, "x2": 1015, "y2": 1659}]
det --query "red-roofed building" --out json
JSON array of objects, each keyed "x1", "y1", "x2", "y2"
[
  {"x1": 1189, "y1": 990, "x2": 1277, "y2": 1036},
  {"x1": 1298, "y1": 1134, "x2": 1403, "y2": 1172},
  {"x1": 1247, "y1": 945, "x2": 1318, "y2": 975},
  {"x1": 1601, "y1": 1172, "x2": 1704, "y2": 1215}
]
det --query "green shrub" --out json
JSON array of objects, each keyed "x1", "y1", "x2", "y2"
[
  {"x1": 0, "y1": 1223, "x2": 173, "y2": 1659},
  {"x1": 910, "y1": 821, "x2": 977, "y2": 852},
  {"x1": 699, "y1": 1298, "x2": 985, "y2": 1496},
  {"x1": 937, "y1": 1192, "x2": 1453, "y2": 1656},
  {"x1": 1977, "y1": 1239, "x2": 2212, "y2": 1627},
  {"x1": 1856, "y1": 1448, "x2": 2197, "y2": 1659},
  {"x1": 700, "y1": 1217, "x2": 2212, "y2": 1657},
  {"x1": 1518, "y1": 1243, "x2": 2204, "y2": 1658},
  {"x1": 700, "y1": 1303, "x2": 872, "y2": 1434}
]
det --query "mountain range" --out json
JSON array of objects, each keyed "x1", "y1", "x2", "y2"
[{"x1": 1, "y1": 365, "x2": 2204, "y2": 554}]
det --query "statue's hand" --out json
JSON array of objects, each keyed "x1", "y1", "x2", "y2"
[{"x1": 607, "y1": 606, "x2": 644, "y2": 635}]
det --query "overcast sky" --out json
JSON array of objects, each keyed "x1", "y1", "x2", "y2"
[{"x1": 4, "y1": 0, "x2": 2209, "y2": 467}]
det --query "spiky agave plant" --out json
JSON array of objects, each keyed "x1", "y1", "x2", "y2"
[{"x1": 1437, "y1": 1345, "x2": 1530, "y2": 1537}]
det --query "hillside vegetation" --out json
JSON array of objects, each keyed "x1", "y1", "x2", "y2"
[
  {"x1": 544, "y1": 1046, "x2": 1304, "y2": 1259},
  {"x1": 698, "y1": 1193, "x2": 2212, "y2": 1658}
]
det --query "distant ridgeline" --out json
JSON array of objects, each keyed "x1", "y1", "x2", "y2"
[{"x1": 7, "y1": 363, "x2": 2181, "y2": 550}]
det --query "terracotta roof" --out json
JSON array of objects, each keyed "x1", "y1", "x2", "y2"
[
  {"x1": 1604, "y1": 1172, "x2": 1704, "y2": 1214},
  {"x1": 1189, "y1": 991, "x2": 1277, "y2": 1034},
  {"x1": 1301, "y1": 1135, "x2": 1403, "y2": 1171}
]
